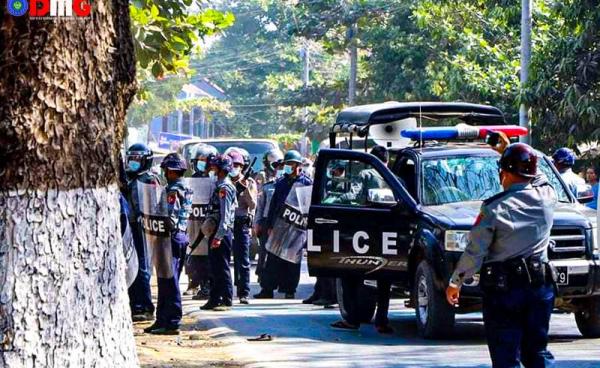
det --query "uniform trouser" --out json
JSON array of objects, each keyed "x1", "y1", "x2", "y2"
[
  {"x1": 255, "y1": 221, "x2": 269, "y2": 278},
  {"x1": 155, "y1": 231, "x2": 188, "y2": 329},
  {"x1": 185, "y1": 254, "x2": 211, "y2": 289},
  {"x1": 342, "y1": 277, "x2": 391, "y2": 326},
  {"x1": 233, "y1": 219, "x2": 251, "y2": 298},
  {"x1": 312, "y1": 277, "x2": 336, "y2": 301},
  {"x1": 482, "y1": 283, "x2": 555, "y2": 368},
  {"x1": 209, "y1": 230, "x2": 234, "y2": 305},
  {"x1": 128, "y1": 223, "x2": 155, "y2": 314},
  {"x1": 261, "y1": 252, "x2": 301, "y2": 294}
]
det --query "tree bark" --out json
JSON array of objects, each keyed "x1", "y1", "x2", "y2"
[{"x1": 0, "y1": 1, "x2": 138, "y2": 366}]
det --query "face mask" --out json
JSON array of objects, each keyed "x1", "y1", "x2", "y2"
[
  {"x1": 127, "y1": 161, "x2": 141, "y2": 172},
  {"x1": 276, "y1": 169, "x2": 284, "y2": 178},
  {"x1": 196, "y1": 161, "x2": 206, "y2": 172},
  {"x1": 208, "y1": 171, "x2": 217, "y2": 181},
  {"x1": 229, "y1": 167, "x2": 241, "y2": 177},
  {"x1": 284, "y1": 165, "x2": 293, "y2": 175}
]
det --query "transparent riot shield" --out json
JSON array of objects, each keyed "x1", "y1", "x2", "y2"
[
  {"x1": 185, "y1": 177, "x2": 215, "y2": 256},
  {"x1": 265, "y1": 184, "x2": 313, "y2": 264},
  {"x1": 137, "y1": 181, "x2": 173, "y2": 278},
  {"x1": 122, "y1": 221, "x2": 139, "y2": 287}
]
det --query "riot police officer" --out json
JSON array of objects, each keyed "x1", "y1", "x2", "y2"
[
  {"x1": 124, "y1": 143, "x2": 161, "y2": 322},
  {"x1": 145, "y1": 153, "x2": 193, "y2": 335},
  {"x1": 446, "y1": 135, "x2": 558, "y2": 367},
  {"x1": 338, "y1": 145, "x2": 389, "y2": 204},
  {"x1": 185, "y1": 143, "x2": 218, "y2": 300},
  {"x1": 255, "y1": 150, "x2": 312, "y2": 299},
  {"x1": 552, "y1": 147, "x2": 585, "y2": 197},
  {"x1": 201, "y1": 154, "x2": 238, "y2": 311},
  {"x1": 227, "y1": 149, "x2": 257, "y2": 304},
  {"x1": 254, "y1": 150, "x2": 284, "y2": 281}
]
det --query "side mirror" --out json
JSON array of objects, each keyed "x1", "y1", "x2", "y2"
[
  {"x1": 367, "y1": 188, "x2": 397, "y2": 206},
  {"x1": 576, "y1": 184, "x2": 594, "y2": 204}
]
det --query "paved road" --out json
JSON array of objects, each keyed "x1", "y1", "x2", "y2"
[{"x1": 186, "y1": 263, "x2": 600, "y2": 368}]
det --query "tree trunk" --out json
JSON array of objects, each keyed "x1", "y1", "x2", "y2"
[{"x1": 0, "y1": 1, "x2": 138, "y2": 366}]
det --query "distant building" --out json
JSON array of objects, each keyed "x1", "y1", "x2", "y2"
[{"x1": 148, "y1": 78, "x2": 227, "y2": 149}]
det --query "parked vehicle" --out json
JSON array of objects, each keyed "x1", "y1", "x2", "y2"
[{"x1": 307, "y1": 102, "x2": 600, "y2": 339}]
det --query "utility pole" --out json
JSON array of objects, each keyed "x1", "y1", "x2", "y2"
[
  {"x1": 520, "y1": 0, "x2": 532, "y2": 144},
  {"x1": 348, "y1": 22, "x2": 358, "y2": 106}
]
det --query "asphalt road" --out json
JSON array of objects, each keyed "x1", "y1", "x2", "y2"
[{"x1": 187, "y1": 262, "x2": 600, "y2": 368}]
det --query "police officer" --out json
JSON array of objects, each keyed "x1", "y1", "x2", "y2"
[
  {"x1": 254, "y1": 150, "x2": 312, "y2": 299},
  {"x1": 446, "y1": 135, "x2": 557, "y2": 367},
  {"x1": 201, "y1": 154, "x2": 238, "y2": 311},
  {"x1": 124, "y1": 143, "x2": 161, "y2": 322},
  {"x1": 227, "y1": 149, "x2": 257, "y2": 304},
  {"x1": 330, "y1": 146, "x2": 393, "y2": 333},
  {"x1": 338, "y1": 145, "x2": 389, "y2": 204},
  {"x1": 552, "y1": 147, "x2": 585, "y2": 197},
  {"x1": 185, "y1": 143, "x2": 218, "y2": 300},
  {"x1": 254, "y1": 150, "x2": 284, "y2": 281},
  {"x1": 144, "y1": 153, "x2": 193, "y2": 335}
]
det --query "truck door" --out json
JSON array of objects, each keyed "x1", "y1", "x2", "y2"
[{"x1": 307, "y1": 149, "x2": 417, "y2": 280}]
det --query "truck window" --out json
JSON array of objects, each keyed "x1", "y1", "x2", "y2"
[{"x1": 321, "y1": 159, "x2": 393, "y2": 206}]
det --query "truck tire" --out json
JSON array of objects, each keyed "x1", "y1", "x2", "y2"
[
  {"x1": 575, "y1": 296, "x2": 600, "y2": 338},
  {"x1": 336, "y1": 277, "x2": 376, "y2": 324},
  {"x1": 414, "y1": 261, "x2": 455, "y2": 339}
]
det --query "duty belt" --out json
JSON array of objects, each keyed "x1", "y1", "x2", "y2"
[{"x1": 480, "y1": 253, "x2": 556, "y2": 292}]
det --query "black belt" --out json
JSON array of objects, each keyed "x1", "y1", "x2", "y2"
[{"x1": 480, "y1": 253, "x2": 555, "y2": 292}]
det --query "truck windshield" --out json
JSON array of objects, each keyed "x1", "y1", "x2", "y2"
[{"x1": 421, "y1": 155, "x2": 570, "y2": 206}]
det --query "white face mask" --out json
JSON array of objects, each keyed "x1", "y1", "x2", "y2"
[{"x1": 208, "y1": 171, "x2": 217, "y2": 181}]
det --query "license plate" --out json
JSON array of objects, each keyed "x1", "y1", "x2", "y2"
[{"x1": 555, "y1": 266, "x2": 569, "y2": 286}]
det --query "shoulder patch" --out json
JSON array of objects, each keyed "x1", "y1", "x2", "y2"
[
  {"x1": 167, "y1": 192, "x2": 177, "y2": 205},
  {"x1": 219, "y1": 188, "x2": 227, "y2": 199}
]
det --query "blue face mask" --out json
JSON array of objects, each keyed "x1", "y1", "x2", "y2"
[
  {"x1": 127, "y1": 161, "x2": 141, "y2": 172},
  {"x1": 196, "y1": 161, "x2": 206, "y2": 173},
  {"x1": 208, "y1": 171, "x2": 217, "y2": 181},
  {"x1": 276, "y1": 169, "x2": 284, "y2": 178},
  {"x1": 283, "y1": 165, "x2": 293, "y2": 175},
  {"x1": 229, "y1": 167, "x2": 241, "y2": 177}
]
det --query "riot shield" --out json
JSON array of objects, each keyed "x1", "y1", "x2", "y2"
[
  {"x1": 137, "y1": 181, "x2": 173, "y2": 278},
  {"x1": 185, "y1": 177, "x2": 215, "y2": 256},
  {"x1": 122, "y1": 221, "x2": 139, "y2": 287},
  {"x1": 265, "y1": 183, "x2": 313, "y2": 264}
]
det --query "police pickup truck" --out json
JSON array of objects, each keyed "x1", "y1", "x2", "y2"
[{"x1": 307, "y1": 102, "x2": 600, "y2": 339}]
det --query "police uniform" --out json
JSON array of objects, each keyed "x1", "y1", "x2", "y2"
[
  {"x1": 260, "y1": 172, "x2": 313, "y2": 296},
  {"x1": 232, "y1": 176, "x2": 257, "y2": 300},
  {"x1": 207, "y1": 177, "x2": 238, "y2": 306},
  {"x1": 450, "y1": 173, "x2": 557, "y2": 367},
  {"x1": 254, "y1": 175, "x2": 278, "y2": 279},
  {"x1": 126, "y1": 169, "x2": 161, "y2": 318},
  {"x1": 559, "y1": 168, "x2": 586, "y2": 197},
  {"x1": 154, "y1": 178, "x2": 193, "y2": 330}
]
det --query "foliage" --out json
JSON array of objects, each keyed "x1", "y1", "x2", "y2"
[
  {"x1": 130, "y1": 0, "x2": 234, "y2": 78},
  {"x1": 525, "y1": 0, "x2": 600, "y2": 150},
  {"x1": 268, "y1": 132, "x2": 305, "y2": 150}
]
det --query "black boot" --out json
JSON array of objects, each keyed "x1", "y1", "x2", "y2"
[{"x1": 253, "y1": 290, "x2": 274, "y2": 299}]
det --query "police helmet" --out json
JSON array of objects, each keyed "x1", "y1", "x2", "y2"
[
  {"x1": 499, "y1": 143, "x2": 538, "y2": 178},
  {"x1": 284, "y1": 150, "x2": 303, "y2": 164},
  {"x1": 191, "y1": 144, "x2": 218, "y2": 174},
  {"x1": 228, "y1": 150, "x2": 245, "y2": 166},
  {"x1": 552, "y1": 147, "x2": 576, "y2": 167},
  {"x1": 370, "y1": 145, "x2": 389, "y2": 163},
  {"x1": 263, "y1": 149, "x2": 284, "y2": 170},
  {"x1": 213, "y1": 154, "x2": 233, "y2": 173},
  {"x1": 160, "y1": 152, "x2": 188, "y2": 172},
  {"x1": 224, "y1": 147, "x2": 250, "y2": 166},
  {"x1": 126, "y1": 143, "x2": 153, "y2": 172}
]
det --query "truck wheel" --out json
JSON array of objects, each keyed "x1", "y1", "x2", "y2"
[
  {"x1": 414, "y1": 261, "x2": 455, "y2": 339},
  {"x1": 336, "y1": 277, "x2": 376, "y2": 324},
  {"x1": 575, "y1": 296, "x2": 600, "y2": 338}
]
